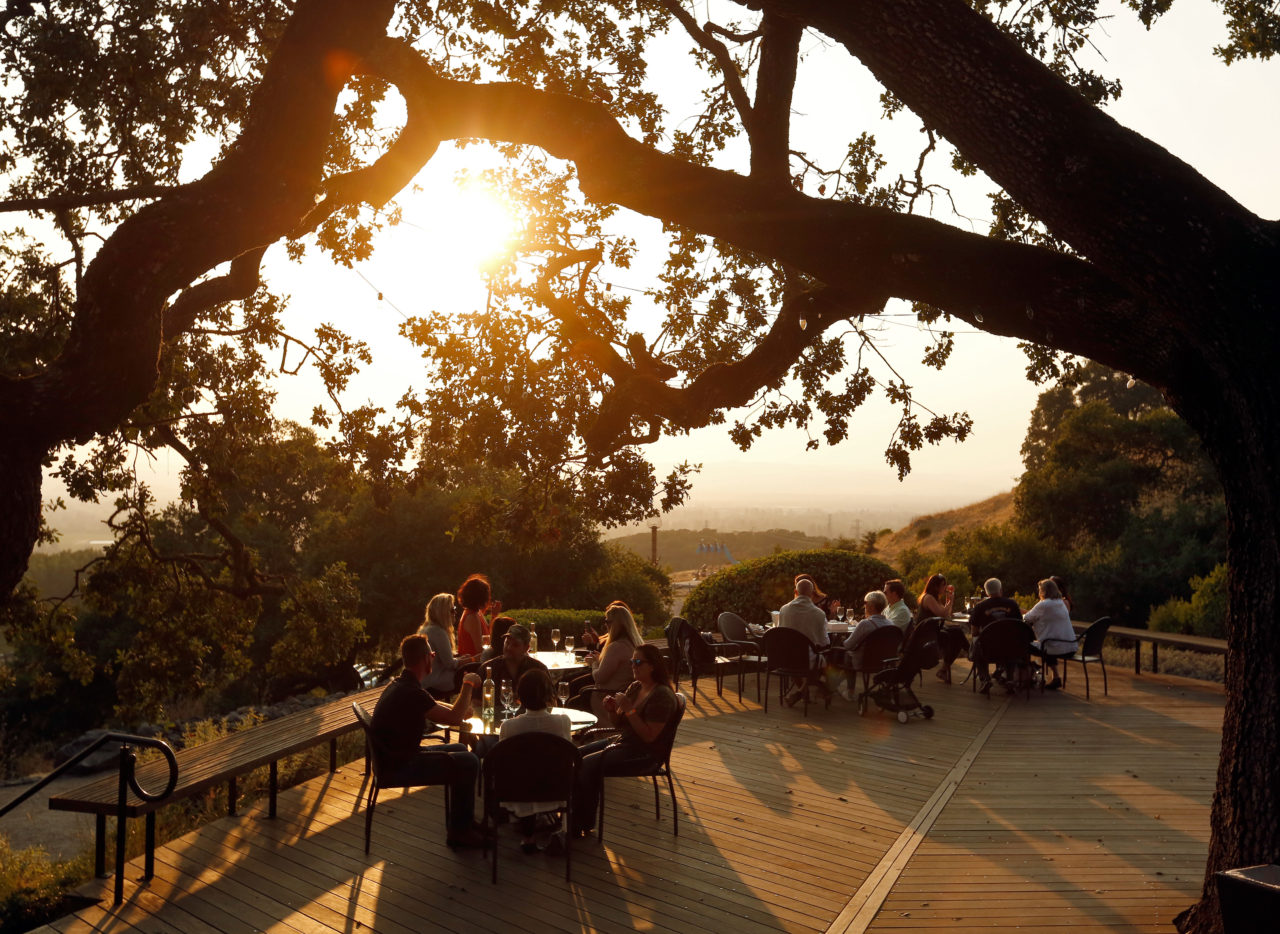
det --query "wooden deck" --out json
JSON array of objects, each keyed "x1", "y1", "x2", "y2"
[{"x1": 38, "y1": 663, "x2": 1222, "y2": 933}]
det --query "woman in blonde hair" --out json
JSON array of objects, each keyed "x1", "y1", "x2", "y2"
[
  {"x1": 568, "y1": 602, "x2": 644, "y2": 718},
  {"x1": 418, "y1": 592, "x2": 477, "y2": 697}
]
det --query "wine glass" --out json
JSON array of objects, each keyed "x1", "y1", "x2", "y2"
[
  {"x1": 564, "y1": 634, "x2": 575, "y2": 654},
  {"x1": 500, "y1": 683, "x2": 514, "y2": 716},
  {"x1": 551, "y1": 627, "x2": 561, "y2": 653},
  {"x1": 480, "y1": 634, "x2": 491, "y2": 654},
  {"x1": 557, "y1": 680, "x2": 570, "y2": 707}
]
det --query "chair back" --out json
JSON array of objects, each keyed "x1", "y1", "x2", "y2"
[
  {"x1": 651, "y1": 692, "x2": 687, "y2": 767},
  {"x1": 664, "y1": 618, "x2": 686, "y2": 674},
  {"x1": 352, "y1": 701, "x2": 390, "y2": 780},
  {"x1": 672, "y1": 617, "x2": 715, "y2": 666},
  {"x1": 851, "y1": 624, "x2": 903, "y2": 671},
  {"x1": 902, "y1": 617, "x2": 943, "y2": 671},
  {"x1": 483, "y1": 732, "x2": 580, "y2": 806},
  {"x1": 1079, "y1": 616, "x2": 1113, "y2": 657},
  {"x1": 977, "y1": 618, "x2": 1035, "y2": 665},
  {"x1": 717, "y1": 612, "x2": 751, "y2": 643},
  {"x1": 762, "y1": 626, "x2": 815, "y2": 670}
]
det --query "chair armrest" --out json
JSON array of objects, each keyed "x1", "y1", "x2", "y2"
[{"x1": 575, "y1": 727, "x2": 622, "y2": 745}]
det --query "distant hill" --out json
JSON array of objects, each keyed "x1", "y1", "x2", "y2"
[
  {"x1": 873, "y1": 491, "x2": 1017, "y2": 565},
  {"x1": 613, "y1": 528, "x2": 831, "y2": 572}
]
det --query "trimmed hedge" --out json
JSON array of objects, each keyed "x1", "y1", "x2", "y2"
[
  {"x1": 505, "y1": 609, "x2": 603, "y2": 649},
  {"x1": 681, "y1": 549, "x2": 900, "y2": 630}
]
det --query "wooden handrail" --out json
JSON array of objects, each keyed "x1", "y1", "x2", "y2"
[{"x1": 1071, "y1": 620, "x2": 1226, "y2": 675}]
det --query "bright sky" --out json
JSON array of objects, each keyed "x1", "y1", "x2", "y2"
[{"x1": 95, "y1": 2, "x2": 1280, "y2": 524}]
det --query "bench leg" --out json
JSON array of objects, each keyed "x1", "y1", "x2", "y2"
[
  {"x1": 1152, "y1": 642, "x2": 1159, "y2": 674},
  {"x1": 330, "y1": 738, "x2": 338, "y2": 772},
  {"x1": 269, "y1": 760, "x2": 278, "y2": 819},
  {"x1": 1134, "y1": 643, "x2": 1141, "y2": 674},
  {"x1": 145, "y1": 812, "x2": 156, "y2": 879},
  {"x1": 95, "y1": 813, "x2": 107, "y2": 878},
  {"x1": 228, "y1": 776, "x2": 237, "y2": 817}
]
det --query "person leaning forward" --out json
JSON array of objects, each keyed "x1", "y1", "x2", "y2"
[{"x1": 371, "y1": 634, "x2": 485, "y2": 847}]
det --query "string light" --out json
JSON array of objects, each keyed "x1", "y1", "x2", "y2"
[{"x1": 1126, "y1": 376, "x2": 1137, "y2": 389}]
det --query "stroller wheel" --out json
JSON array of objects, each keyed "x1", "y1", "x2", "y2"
[
  {"x1": 922, "y1": 705, "x2": 935, "y2": 719},
  {"x1": 857, "y1": 693, "x2": 868, "y2": 716},
  {"x1": 897, "y1": 710, "x2": 909, "y2": 724}
]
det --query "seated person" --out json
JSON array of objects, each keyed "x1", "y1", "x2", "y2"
[
  {"x1": 795, "y1": 572, "x2": 842, "y2": 620},
  {"x1": 840, "y1": 591, "x2": 896, "y2": 699},
  {"x1": 370, "y1": 635, "x2": 484, "y2": 847},
  {"x1": 418, "y1": 592, "x2": 477, "y2": 699},
  {"x1": 497, "y1": 669, "x2": 572, "y2": 854},
  {"x1": 779, "y1": 577, "x2": 832, "y2": 706},
  {"x1": 567, "y1": 602, "x2": 643, "y2": 718},
  {"x1": 1025, "y1": 577, "x2": 1077, "y2": 690},
  {"x1": 916, "y1": 573, "x2": 957, "y2": 683},
  {"x1": 883, "y1": 579, "x2": 912, "y2": 631},
  {"x1": 482, "y1": 623, "x2": 547, "y2": 698},
  {"x1": 968, "y1": 578, "x2": 1022, "y2": 633},
  {"x1": 571, "y1": 644, "x2": 677, "y2": 836}
]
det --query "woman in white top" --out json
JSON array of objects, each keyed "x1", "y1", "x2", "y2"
[
  {"x1": 1023, "y1": 578, "x2": 1077, "y2": 690},
  {"x1": 418, "y1": 593, "x2": 477, "y2": 697},
  {"x1": 497, "y1": 669, "x2": 572, "y2": 853},
  {"x1": 576, "y1": 602, "x2": 644, "y2": 719}
]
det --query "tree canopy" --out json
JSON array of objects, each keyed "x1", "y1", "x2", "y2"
[{"x1": 1, "y1": 2, "x2": 1278, "y2": 929}]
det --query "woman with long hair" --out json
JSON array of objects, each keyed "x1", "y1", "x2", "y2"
[
  {"x1": 418, "y1": 592, "x2": 476, "y2": 697},
  {"x1": 455, "y1": 573, "x2": 492, "y2": 659},
  {"x1": 917, "y1": 573, "x2": 959, "y2": 683},
  {"x1": 570, "y1": 601, "x2": 644, "y2": 718},
  {"x1": 571, "y1": 643, "x2": 678, "y2": 836},
  {"x1": 1025, "y1": 577, "x2": 1077, "y2": 690}
]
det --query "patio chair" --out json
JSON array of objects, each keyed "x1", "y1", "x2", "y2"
[
  {"x1": 597, "y1": 693, "x2": 686, "y2": 842},
  {"x1": 351, "y1": 701, "x2": 452, "y2": 854},
  {"x1": 482, "y1": 732, "x2": 580, "y2": 882},
  {"x1": 668, "y1": 617, "x2": 739, "y2": 702},
  {"x1": 717, "y1": 611, "x2": 766, "y2": 701},
  {"x1": 761, "y1": 626, "x2": 826, "y2": 716},
  {"x1": 1064, "y1": 616, "x2": 1113, "y2": 699},
  {"x1": 844, "y1": 624, "x2": 904, "y2": 696},
  {"x1": 972, "y1": 619, "x2": 1036, "y2": 700}
]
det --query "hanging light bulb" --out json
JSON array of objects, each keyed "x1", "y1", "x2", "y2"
[
  {"x1": 1025, "y1": 305, "x2": 1034, "y2": 319},
  {"x1": 1126, "y1": 376, "x2": 1137, "y2": 389},
  {"x1": 799, "y1": 316, "x2": 808, "y2": 330},
  {"x1": 974, "y1": 312, "x2": 984, "y2": 323}
]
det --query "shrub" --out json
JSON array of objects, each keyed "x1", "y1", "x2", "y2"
[
  {"x1": 681, "y1": 549, "x2": 898, "y2": 630},
  {"x1": 505, "y1": 609, "x2": 602, "y2": 648},
  {"x1": 0, "y1": 836, "x2": 90, "y2": 934},
  {"x1": 1147, "y1": 562, "x2": 1227, "y2": 639}
]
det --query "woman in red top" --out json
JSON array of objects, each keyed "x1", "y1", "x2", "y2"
[{"x1": 456, "y1": 573, "x2": 493, "y2": 658}]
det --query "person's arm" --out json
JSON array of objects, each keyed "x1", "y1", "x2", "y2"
[
  {"x1": 614, "y1": 690, "x2": 667, "y2": 745},
  {"x1": 427, "y1": 672, "x2": 481, "y2": 727},
  {"x1": 459, "y1": 611, "x2": 482, "y2": 655},
  {"x1": 427, "y1": 627, "x2": 469, "y2": 671}
]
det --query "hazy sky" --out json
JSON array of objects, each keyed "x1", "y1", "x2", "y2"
[{"x1": 55, "y1": 2, "x2": 1280, "y2": 527}]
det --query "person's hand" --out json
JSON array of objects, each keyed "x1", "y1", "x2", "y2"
[
  {"x1": 603, "y1": 695, "x2": 619, "y2": 713},
  {"x1": 612, "y1": 692, "x2": 631, "y2": 713},
  {"x1": 461, "y1": 672, "x2": 482, "y2": 690}
]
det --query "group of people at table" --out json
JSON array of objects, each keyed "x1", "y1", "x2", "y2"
[
  {"x1": 369, "y1": 573, "x2": 676, "y2": 853},
  {"x1": 773, "y1": 571, "x2": 1079, "y2": 704}
]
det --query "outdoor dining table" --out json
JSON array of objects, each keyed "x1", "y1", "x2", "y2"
[
  {"x1": 529, "y1": 650, "x2": 591, "y2": 676},
  {"x1": 462, "y1": 706, "x2": 598, "y2": 738}
]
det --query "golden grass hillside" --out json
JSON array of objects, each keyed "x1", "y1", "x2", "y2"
[{"x1": 874, "y1": 490, "x2": 1016, "y2": 566}]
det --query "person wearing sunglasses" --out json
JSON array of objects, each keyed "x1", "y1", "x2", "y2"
[{"x1": 570, "y1": 643, "x2": 676, "y2": 836}]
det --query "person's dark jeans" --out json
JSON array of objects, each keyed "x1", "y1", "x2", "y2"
[
  {"x1": 970, "y1": 638, "x2": 991, "y2": 683},
  {"x1": 385, "y1": 744, "x2": 478, "y2": 833},
  {"x1": 571, "y1": 738, "x2": 657, "y2": 833}
]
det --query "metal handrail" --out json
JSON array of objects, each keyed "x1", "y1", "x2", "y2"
[{"x1": 0, "y1": 732, "x2": 178, "y2": 905}]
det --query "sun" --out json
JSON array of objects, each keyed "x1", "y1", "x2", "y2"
[{"x1": 425, "y1": 180, "x2": 524, "y2": 272}]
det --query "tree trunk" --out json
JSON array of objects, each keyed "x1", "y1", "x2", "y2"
[{"x1": 0, "y1": 443, "x2": 42, "y2": 595}]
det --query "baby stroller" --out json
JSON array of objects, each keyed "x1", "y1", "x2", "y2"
[{"x1": 858, "y1": 618, "x2": 941, "y2": 723}]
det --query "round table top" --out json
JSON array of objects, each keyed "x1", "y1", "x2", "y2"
[
  {"x1": 462, "y1": 706, "x2": 598, "y2": 737},
  {"x1": 529, "y1": 650, "x2": 590, "y2": 672}
]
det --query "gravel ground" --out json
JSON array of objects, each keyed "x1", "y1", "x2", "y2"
[{"x1": 0, "y1": 775, "x2": 99, "y2": 861}]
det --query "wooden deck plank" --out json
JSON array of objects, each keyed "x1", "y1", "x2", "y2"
[{"x1": 36, "y1": 664, "x2": 1220, "y2": 934}]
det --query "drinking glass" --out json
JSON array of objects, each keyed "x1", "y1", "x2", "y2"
[
  {"x1": 501, "y1": 684, "x2": 514, "y2": 715},
  {"x1": 557, "y1": 681, "x2": 570, "y2": 707},
  {"x1": 551, "y1": 627, "x2": 561, "y2": 652},
  {"x1": 564, "y1": 635, "x2": 575, "y2": 654},
  {"x1": 480, "y1": 634, "x2": 491, "y2": 653}
]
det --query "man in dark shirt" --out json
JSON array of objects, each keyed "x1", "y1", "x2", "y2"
[
  {"x1": 371, "y1": 634, "x2": 483, "y2": 847},
  {"x1": 481, "y1": 623, "x2": 547, "y2": 693},
  {"x1": 969, "y1": 578, "x2": 1023, "y2": 633}
]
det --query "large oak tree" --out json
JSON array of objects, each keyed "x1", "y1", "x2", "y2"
[{"x1": 2, "y1": 1, "x2": 1277, "y2": 928}]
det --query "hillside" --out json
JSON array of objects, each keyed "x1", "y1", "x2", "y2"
[
  {"x1": 612, "y1": 527, "x2": 830, "y2": 572},
  {"x1": 873, "y1": 491, "x2": 1017, "y2": 565}
]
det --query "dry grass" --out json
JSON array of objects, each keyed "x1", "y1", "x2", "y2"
[
  {"x1": 1103, "y1": 644, "x2": 1224, "y2": 683},
  {"x1": 875, "y1": 490, "x2": 1016, "y2": 564}
]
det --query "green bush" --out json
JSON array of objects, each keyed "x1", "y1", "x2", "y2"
[
  {"x1": 505, "y1": 609, "x2": 602, "y2": 648},
  {"x1": 1147, "y1": 562, "x2": 1227, "y2": 639},
  {"x1": 0, "y1": 836, "x2": 90, "y2": 934},
  {"x1": 681, "y1": 549, "x2": 899, "y2": 630}
]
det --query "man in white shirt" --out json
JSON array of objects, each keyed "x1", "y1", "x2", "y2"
[
  {"x1": 883, "y1": 579, "x2": 912, "y2": 631},
  {"x1": 778, "y1": 578, "x2": 830, "y2": 705}
]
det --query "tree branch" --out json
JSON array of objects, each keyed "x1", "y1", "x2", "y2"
[
  {"x1": 0, "y1": 184, "x2": 177, "y2": 215},
  {"x1": 163, "y1": 247, "x2": 267, "y2": 337},
  {"x1": 750, "y1": 12, "x2": 802, "y2": 183},
  {"x1": 660, "y1": 2, "x2": 756, "y2": 135}
]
